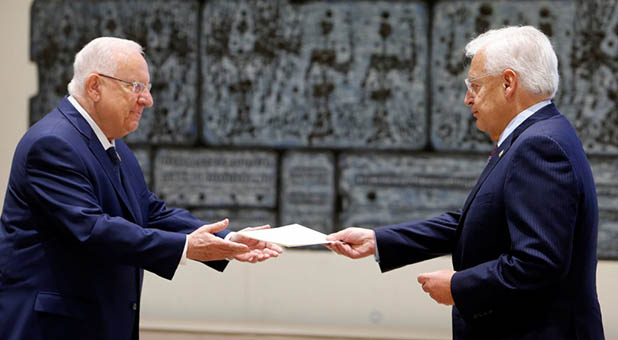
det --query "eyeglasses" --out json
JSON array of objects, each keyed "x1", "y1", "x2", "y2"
[
  {"x1": 464, "y1": 73, "x2": 499, "y2": 96},
  {"x1": 97, "y1": 73, "x2": 152, "y2": 94}
]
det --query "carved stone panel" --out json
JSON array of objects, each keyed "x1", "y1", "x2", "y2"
[
  {"x1": 590, "y1": 157, "x2": 618, "y2": 259},
  {"x1": 432, "y1": 0, "x2": 575, "y2": 152},
  {"x1": 132, "y1": 148, "x2": 151, "y2": 187},
  {"x1": 564, "y1": 1, "x2": 618, "y2": 154},
  {"x1": 338, "y1": 153, "x2": 486, "y2": 228},
  {"x1": 28, "y1": 0, "x2": 618, "y2": 259},
  {"x1": 153, "y1": 149, "x2": 277, "y2": 207},
  {"x1": 190, "y1": 208, "x2": 277, "y2": 232},
  {"x1": 280, "y1": 151, "x2": 335, "y2": 234},
  {"x1": 201, "y1": 0, "x2": 428, "y2": 149},
  {"x1": 30, "y1": 0, "x2": 199, "y2": 144}
]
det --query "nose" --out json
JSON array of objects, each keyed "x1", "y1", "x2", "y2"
[
  {"x1": 138, "y1": 88, "x2": 154, "y2": 107},
  {"x1": 464, "y1": 89, "x2": 473, "y2": 107}
]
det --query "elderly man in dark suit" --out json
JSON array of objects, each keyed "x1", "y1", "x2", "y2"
[
  {"x1": 0, "y1": 37, "x2": 282, "y2": 340},
  {"x1": 327, "y1": 26, "x2": 604, "y2": 339}
]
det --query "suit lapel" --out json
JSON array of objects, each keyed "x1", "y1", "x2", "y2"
[
  {"x1": 87, "y1": 139, "x2": 139, "y2": 222},
  {"x1": 115, "y1": 143, "x2": 143, "y2": 225},
  {"x1": 458, "y1": 145, "x2": 503, "y2": 222},
  {"x1": 58, "y1": 97, "x2": 140, "y2": 223}
]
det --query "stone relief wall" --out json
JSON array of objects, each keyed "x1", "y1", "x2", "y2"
[
  {"x1": 432, "y1": 1, "x2": 576, "y2": 152},
  {"x1": 201, "y1": 0, "x2": 428, "y2": 149},
  {"x1": 30, "y1": 0, "x2": 618, "y2": 259}
]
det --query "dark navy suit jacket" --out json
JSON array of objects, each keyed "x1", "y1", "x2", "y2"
[
  {"x1": 375, "y1": 104, "x2": 604, "y2": 339},
  {"x1": 0, "y1": 97, "x2": 229, "y2": 340}
]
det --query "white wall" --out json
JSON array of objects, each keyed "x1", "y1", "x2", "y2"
[
  {"x1": 0, "y1": 0, "x2": 35, "y2": 207},
  {"x1": 1, "y1": 1, "x2": 616, "y2": 339},
  {"x1": 140, "y1": 253, "x2": 618, "y2": 339}
]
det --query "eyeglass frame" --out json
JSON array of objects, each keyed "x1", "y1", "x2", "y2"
[
  {"x1": 464, "y1": 72, "x2": 501, "y2": 96},
  {"x1": 96, "y1": 73, "x2": 152, "y2": 94}
]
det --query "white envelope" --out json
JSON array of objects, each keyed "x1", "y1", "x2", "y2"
[{"x1": 238, "y1": 224, "x2": 332, "y2": 247}]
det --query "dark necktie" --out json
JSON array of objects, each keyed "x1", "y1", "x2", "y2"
[
  {"x1": 107, "y1": 147, "x2": 120, "y2": 165},
  {"x1": 106, "y1": 147, "x2": 122, "y2": 183}
]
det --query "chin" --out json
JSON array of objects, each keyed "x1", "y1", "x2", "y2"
[{"x1": 128, "y1": 122, "x2": 140, "y2": 132}]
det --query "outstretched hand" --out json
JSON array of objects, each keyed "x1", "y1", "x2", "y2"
[
  {"x1": 229, "y1": 225, "x2": 283, "y2": 263},
  {"x1": 325, "y1": 227, "x2": 376, "y2": 259},
  {"x1": 187, "y1": 219, "x2": 249, "y2": 262}
]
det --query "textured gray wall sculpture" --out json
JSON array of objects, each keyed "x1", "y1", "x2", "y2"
[{"x1": 30, "y1": 0, "x2": 618, "y2": 259}]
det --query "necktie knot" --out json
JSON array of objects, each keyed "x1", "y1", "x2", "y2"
[{"x1": 107, "y1": 147, "x2": 121, "y2": 165}]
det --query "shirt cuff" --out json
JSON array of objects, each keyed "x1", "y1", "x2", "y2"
[
  {"x1": 374, "y1": 243, "x2": 380, "y2": 262},
  {"x1": 179, "y1": 235, "x2": 189, "y2": 266}
]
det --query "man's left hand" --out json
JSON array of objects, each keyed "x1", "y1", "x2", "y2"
[
  {"x1": 229, "y1": 225, "x2": 283, "y2": 263},
  {"x1": 417, "y1": 269, "x2": 456, "y2": 305}
]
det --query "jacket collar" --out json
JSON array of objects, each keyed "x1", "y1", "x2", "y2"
[
  {"x1": 57, "y1": 96, "x2": 95, "y2": 141},
  {"x1": 497, "y1": 102, "x2": 559, "y2": 154}
]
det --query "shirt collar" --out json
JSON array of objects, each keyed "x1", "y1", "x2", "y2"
[
  {"x1": 497, "y1": 99, "x2": 552, "y2": 147},
  {"x1": 68, "y1": 95, "x2": 116, "y2": 151}
]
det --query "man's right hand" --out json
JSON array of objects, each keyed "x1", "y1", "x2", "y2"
[
  {"x1": 325, "y1": 227, "x2": 376, "y2": 259},
  {"x1": 187, "y1": 219, "x2": 249, "y2": 261}
]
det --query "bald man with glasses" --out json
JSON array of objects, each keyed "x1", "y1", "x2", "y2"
[{"x1": 0, "y1": 37, "x2": 282, "y2": 340}]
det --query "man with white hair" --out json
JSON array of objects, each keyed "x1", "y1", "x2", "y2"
[
  {"x1": 0, "y1": 37, "x2": 282, "y2": 340},
  {"x1": 327, "y1": 26, "x2": 604, "y2": 339}
]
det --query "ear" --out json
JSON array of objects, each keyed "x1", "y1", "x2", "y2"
[
  {"x1": 85, "y1": 74, "x2": 102, "y2": 102},
  {"x1": 502, "y1": 69, "x2": 517, "y2": 99}
]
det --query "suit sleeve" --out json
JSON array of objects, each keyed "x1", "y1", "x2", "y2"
[
  {"x1": 118, "y1": 141, "x2": 229, "y2": 272},
  {"x1": 451, "y1": 136, "x2": 578, "y2": 319},
  {"x1": 375, "y1": 210, "x2": 460, "y2": 272},
  {"x1": 142, "y1": 190, "x2": 229, "y2": 272},
  {"x1": 25, "y1": 136, "x2": 187, "y2": 279}
]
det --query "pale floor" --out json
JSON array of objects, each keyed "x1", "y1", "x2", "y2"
[
  {"x1": 138, "y1": 319, "x2": 443, "y2": 340},
  {"x1": 141, "y1": 332, "x2": 392, "y2": 340}
]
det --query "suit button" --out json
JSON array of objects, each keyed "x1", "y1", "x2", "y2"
[{"x1": 132, "y1": 303, "x2": 137, "y2": 311}]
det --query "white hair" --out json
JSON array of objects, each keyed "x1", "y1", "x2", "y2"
[
  {"x1": 67, "y1": 37, "x2": 144, "y2": 97},
  {"x1": 464, "y1": 26, "x2": 559, "y2": 99}
]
